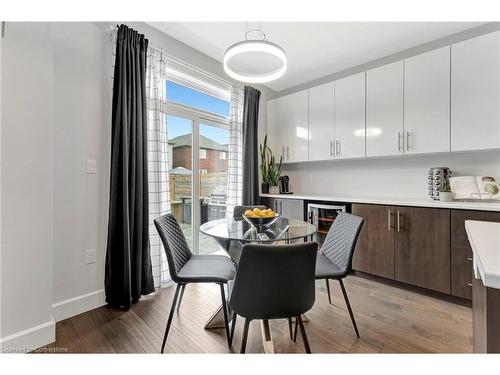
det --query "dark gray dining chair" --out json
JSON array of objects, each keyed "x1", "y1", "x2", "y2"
[
  {"x1": 229, "y1": 242, "x2": 318, "y2": 353},
  {"x1": 154, "y1": 213, "x2": 236, "y2": 352},
  {"x1": 306, "y1": 212, "x2": 364, "y2": 339}
]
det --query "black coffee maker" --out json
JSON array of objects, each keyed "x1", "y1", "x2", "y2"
[{"x1": 280, "y1": 175, "x2": 293, "y2": 194}]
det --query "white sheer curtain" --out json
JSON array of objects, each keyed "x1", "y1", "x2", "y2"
[
  {"x1": 146, "y1": 46, "x2": 171, "y2": 288},
  {"x1": 226, "y1": 85, "x2": 245, "y2": 216}
]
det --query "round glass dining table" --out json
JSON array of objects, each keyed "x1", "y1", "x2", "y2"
[
  {"x1": 200, "y1": 216, "x2": 317, "y2": 353},
  {"x1": 199, "y1": 216, "x2": 317, "y2": 245}
]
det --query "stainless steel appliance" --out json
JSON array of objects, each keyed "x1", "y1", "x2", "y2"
[
  {"x1": 307, "y1": 202, "x2": 347, "y2": 247},
  {"x1": 428, "y1": 167, "x2": 452, "y2": 200},
  {"x1": 201, "y1": 185, "x2": 227, "y2": 224},
  {"x1": 280, "y1": 175, "x2": 293, "y2": 194}
]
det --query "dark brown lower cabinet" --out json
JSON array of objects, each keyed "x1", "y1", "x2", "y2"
[
  {"x1": 451, "y1": 210, "x2": 500, "y2": 299},
  {"x1": 352, "y1": 204, "x2": 451, "y2": 295},
  {"x1": 352, "y1": 204, "x2": 395, "y2": 279},
  {"x1": 473, "y1": 276, "x2": 500, "y2": 353},
  {"x1": 394, "y1": 207, "x2": 450, "y2": 294}
]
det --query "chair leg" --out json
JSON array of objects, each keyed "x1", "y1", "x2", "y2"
[
  {"x1": 161, "y1": 283, "x2": 182, "y2": 353},
  {"x1": 297, "y1": 315, "x2": 311, "y2": 353},
  {"x1": 176, "y1": 284, "x2": 186, "y2": 314},
  {"x1": 293, "y1": 317, "x2": 298, "y2": 342},
  {"x1": 230, "y1": 312, "x2": 237, "y2": 348},
  {"x1": 219, "y1": 283, "x2": 231, "y2": 347},
  {"x1": 339, "y1": 279, "x2": 360, "y2": 338},
  {"x1": 240, "y1": 318, "x2": 251, "y2": 354},
  {"x1": 325, "y1": 279, "x2": 332, "y2": 305},
  {"x1": 288, "y1": 318, "x2": 294, "y2": 340}
]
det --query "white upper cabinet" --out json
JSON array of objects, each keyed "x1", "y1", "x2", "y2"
[
  {"x1": 404, "y1": 46, "x2": 450, "y2": 154},
  {"x1": 366, "y1": 61, "x2": 404, "y2": 157},
  {"x1": 309, "y1": 82, "x2": 335, "y2": 161},
  {"x1": 266, "y1": 97, "x2": 286, "y2": 161},
  {"x1": 334, "y1": 72, "x2": 366, "y2": 159},
  {"x1": 451, "y1": 31, "x2": 500, "y2": 151},
  {"x1": 285, "y1": 89, "x2": 309, "y2": 162}
]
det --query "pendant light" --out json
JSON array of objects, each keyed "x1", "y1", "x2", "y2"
[{"x1": 223, "y1": 22, "x2": 287, "y2": 83}]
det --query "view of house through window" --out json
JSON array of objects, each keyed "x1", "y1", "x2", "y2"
[
  {"x1": 167, "y1": 114, "x2": 194, "y2": 250},
  {"x1": 166, "y1": 79, "x2": 230, "y2": 255}
]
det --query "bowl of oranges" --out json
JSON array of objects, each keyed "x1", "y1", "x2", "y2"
[{"x1": 242, "y1": 207, "x2": 280, "y2": 229}]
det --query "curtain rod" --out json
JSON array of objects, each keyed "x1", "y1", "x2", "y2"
[{"x1": 108, "y1": 23, "x2": 235, "y2": 89}]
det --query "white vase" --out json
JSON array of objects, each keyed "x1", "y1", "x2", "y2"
[
  {"x1": 439, "y1": 192, "x2": 453, "y2": 202},
  {"x1": 269, "y1": 185, "x2": 280, "y2": 195}
]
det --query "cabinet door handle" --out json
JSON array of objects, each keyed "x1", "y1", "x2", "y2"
[
  {"x1": 282, "y1": 146, "x2": 285, "y2": 159},
  {"x1": 467, "y1": 257, "x2": 473, "y2": 261},
  {"x1": 286, "y1": 146, "x2": 290, "y2": 160},
  {"x1": 397, "y1": 210, "x2": 401, "y2": 232},
  {"x1": 406, "y1": 131, "x2": 411, "y2": 151},
  {"x1": 387, "y1": 210, "x2": 392, "y2": 232},
  {"x1": 336, "y1": 140, "x2": 340, "y2": 156},
  {"x1": 329, "y1": 141, "x2": 333, "y2": 157},
  {"x1": 467, "y1": 283, "x2": 473, "y2": 287},
  {"x1": 397, "y1": 132, "x2": 402, "y2": 151}
]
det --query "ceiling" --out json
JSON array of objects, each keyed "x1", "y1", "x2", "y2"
[{"x1": 148, "y1": 22, "x2": 484, "y2": 92}]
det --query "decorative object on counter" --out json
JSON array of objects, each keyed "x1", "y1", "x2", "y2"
[
  {"x1": 260, "y1": 134, "x2": 282, "y2": 195},
  {"x1": 440, "y1": 179, "x2": 453, "y2": 202},
  {"x1": 428, "y1": 167, "x2": 452, "y2": 200},
  {"x1": 280, "y1": 175, "x2": 293, "y2": 194},
  {"x1": 450, "y1": 176, "x2": 500, "y2": 201}
]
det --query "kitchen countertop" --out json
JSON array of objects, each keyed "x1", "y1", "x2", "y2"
[
  {"x1": 465, "y1": 220, "x2": 500, "y2": 289},
  {"x1": 260, "y1": 193, "x2": 500, "y2": 212}
]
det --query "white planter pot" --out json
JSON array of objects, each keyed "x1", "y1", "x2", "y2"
[
  {"x1": 269, "y1": 185, "x2": 280, "y2": 195},
  {"x1": 439, "y1": 192, "x2": 453, "y2": 202}
]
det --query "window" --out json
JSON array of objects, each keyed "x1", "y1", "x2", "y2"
[
  {"x1": 166, "y1": 69, "x2": 231, "y2": 256},
  {"x1": 167, "y1": 81, "x2": 230, "y2": 118}
]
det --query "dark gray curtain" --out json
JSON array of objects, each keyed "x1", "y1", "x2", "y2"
[
  {"x1": 105, "y1": 24, "x2": 154, "y2": 309},
  {"x1": 242, "y1": 86, "x2": 261, "y2": 205}
]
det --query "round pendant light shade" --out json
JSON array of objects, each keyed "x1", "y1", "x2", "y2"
[{"x1": 223, "y1": 25, "x2": 287, "y2": 83}]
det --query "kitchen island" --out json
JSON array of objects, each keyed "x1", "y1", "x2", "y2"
[{"x1": 465, "y1": 220, "x2": 500, "y2": 353}]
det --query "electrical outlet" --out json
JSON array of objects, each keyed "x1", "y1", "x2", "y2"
[{"x1": 86, "y1": 249, "x2": 97, "y2": 265}]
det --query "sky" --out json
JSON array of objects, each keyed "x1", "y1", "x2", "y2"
[{"x1": 166, "y1": 81, "x2": 230, "y2": 145}]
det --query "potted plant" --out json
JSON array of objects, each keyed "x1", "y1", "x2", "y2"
[
  {"x1": 440, "y1": 179, "x2": 453, "y2": 202},
  {"x1": 260, "y1": 135, "x2": 283, "y2": 195}
]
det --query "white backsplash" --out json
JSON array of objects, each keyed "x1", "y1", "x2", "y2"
[{"x1": 282, "y1": 150, "x2": 500, "y2": 199}]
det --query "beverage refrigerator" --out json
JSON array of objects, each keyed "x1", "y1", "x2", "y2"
[{"x1": 306, "y1": 201, "x2": 349, "y2": 247}]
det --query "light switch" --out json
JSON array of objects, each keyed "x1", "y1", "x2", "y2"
[{"x1": 86, "y1": 159, "x2": 97, "y2": 174}]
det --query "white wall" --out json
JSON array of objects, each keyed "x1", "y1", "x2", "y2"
[
  {"x1": 0, "y1": 22, "x2": 55, "y2": 350},
  {"x1": 282, "y1": 151, "x2": 500, "y2": 199},
  {"x1": 50, "y1": 23, "x2": 112, "y2": 319}
]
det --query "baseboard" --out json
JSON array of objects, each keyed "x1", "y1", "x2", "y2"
[
  {"x1": 0, "y1": 319, "x2": 55, "y2": 353},
  {"x1": 52, "y1": 289, "x2": 106, "y2": 322}
]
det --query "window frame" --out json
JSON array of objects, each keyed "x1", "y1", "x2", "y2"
[{"x1": 199, "y1": 148, "x2": 207, "y2": 159}]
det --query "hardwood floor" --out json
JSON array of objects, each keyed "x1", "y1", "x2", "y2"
[{"x1": 41, "y1": 276, "x2": 472, "y2": 353}]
